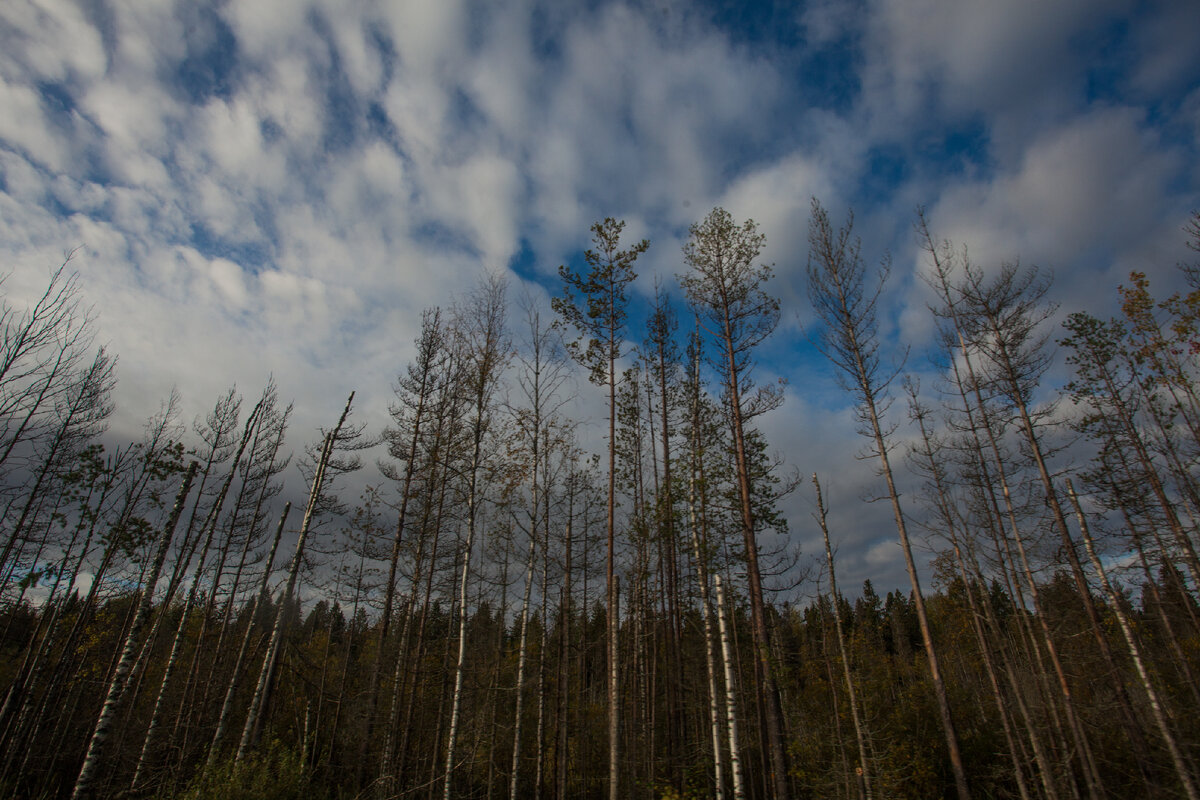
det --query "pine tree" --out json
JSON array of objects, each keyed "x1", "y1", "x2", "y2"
[{"x1": 553, "y1": 218, "x2": 648, "y2": 800}]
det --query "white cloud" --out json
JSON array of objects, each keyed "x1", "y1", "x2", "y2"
[
  {"x1": 209, "y1": 257, "x2": 249, "y2": 308},
  {"x1": 222, "y1": 0, "x2": 312, "y2": 63},
  {"x1": 378, "y1": 0, "x2": 466, "y2": 78},
  {"x1": 250, "y1": 56, "x2": 327, "y2": 150},
  {"x1": 199, "y1": 95, "x2": 266, "y2": 175},
  {"x1": 462, "y1": 3, "x2": 537, "y2": 148},
  {"x1": 928, "y1": 107, "x2": 1182, "y2": 278},
  {"x1": 720, "y1": 153, "x2": 835, "y2": 257},
  {"x1": 859, "y1": 0, "x2": 1124, "y2": 150},
  {"x1": 428, "y1": 152, "x2": 523, "y2": 268},
  {"x1": 0, "y1": 77, "x2": 74, "y2": 172},
  {"x1": 0, "y1": 0, "x2": 1195, "y2": 598},
  {"x1": 317, "y1": 6, "x2": 387, "y2": 98},
  {"x1": 0, "y1": 0, "x2": 108, "y2": 84}
]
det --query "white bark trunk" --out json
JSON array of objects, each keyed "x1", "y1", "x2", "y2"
[
  {"x1": 237, "y1": 393, "x2": 351, "y2": 760},
  {"x1": 509, "y1": 534, "x2": 537, "y2": 800},
  {"x1": 70, "y1": 463, "x2": 197, "y2": 800},
  {"x1": 714, "y1": 575, "x2": 746, "y2": 800},
  {"x1": 1067, "y1": 480, "x2": 1200, "y2": 800}
]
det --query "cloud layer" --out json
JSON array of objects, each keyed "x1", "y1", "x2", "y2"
[{"x1": 1, "y1": 0, "x2": 1197, "y2": 594}]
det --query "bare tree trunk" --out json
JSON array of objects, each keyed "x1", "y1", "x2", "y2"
[
  {"x1": 813, "y1": 475, "x2": 873, "y2": 800},
  {"x1": 606, "y1": 345, "x2": 621, "y2": 800},
  {"x1": 365, "y1": 310, "x2": 442, "y2": 784},
  {"x1": 942, "y1": 311, "x2": 1089, "y2": 796},
  {"x1": 238, "y1": 393, "x2": 353, "y2": 760},
  {"x1": 130, "y1": 399, "x2": 262, "y2": 790},
  {"x1": 236, "y1": 435, "x2": 330, "y2": 761},
  {"x1": 1067, "y1": 480, "x2": 1200, "y2": 800},
  {"x1": 509, "y1": 531, "x2": 537, "y2": 800},
  {"x1": 199, "y1": 397, "x2": 291, "y2": 759},
  {"x1": 714, "y1": 575, "x2": 746, "y2": 800},
  {"x1": 807, "y1": 203, "x2": 969, "y2": 800},
  {"x1": 535, "y1": 508, "x2": 550, "y2": 800},
  {"x1": 444, "y1": 276, "x2": 507, "y2": 800},
  {"x1": 957, "y1": 257, "x2": 1156, "y2": 789},
  {"x1": 688, "y1": 461, "x2": 725, "y2": 800},
  {"x1": 681, "y1": 210, "x2": 790, "y2": 799},
  {"x1": 557, "y1": 503, "x2": 573, "y2": 800},
  {"x1": 208, "y1": 501, "x2": 289, "y2": 763},
  {"x1": 70, "y1": 462, "x2": 197, "y2": 800}
]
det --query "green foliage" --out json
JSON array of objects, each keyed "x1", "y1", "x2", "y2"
[
  {"x1": 553, "y1": 217, "x2": 649, "y2": 386},
  {"x1": 166, "y1": 741, "x2": 313, "y2": 800}
]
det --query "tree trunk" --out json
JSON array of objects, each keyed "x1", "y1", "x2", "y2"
[
  {"x1": 689, "y1": 459, "x2": 725, "y2": 800},
  {"x1": 813, "y1": 475, "x2": 873, "y2": 800},
  {"x1": 1067, "y1": 480, "x2": 1200, "y2": 800},
  {"x1": 714, "y1": 575, "x2": 746, "y2": 800},
  {"x1": 208, "y1": 502, "x2": 289, "y2": 763},
  {"x1": 509, "y1": 530, "x2": 537, "y2": 800},
  {"x1": 238, "y1": 392, "x2": 352, "y2": 760},
  {"x1": 70, "y1": 462, "x2": 197, "y2": 800}
]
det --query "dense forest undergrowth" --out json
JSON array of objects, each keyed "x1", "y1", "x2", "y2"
[{"x1": 2, "y1": 205, "x2": 1200, "y2": 800}]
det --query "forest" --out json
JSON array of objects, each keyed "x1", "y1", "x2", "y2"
[{"x1": 1, "y1": 202, "x2": 1199, "y2": 800}]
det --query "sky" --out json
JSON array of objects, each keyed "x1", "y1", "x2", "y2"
[{"x1": 1, "y1": 0, "x2": 1198, "y2": 598}]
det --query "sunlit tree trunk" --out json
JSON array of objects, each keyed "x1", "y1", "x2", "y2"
[
  {"x1": 554, "y1": 219, "x2": 648, "y2": 800},
  {"x1": 714, "y1": 574, "x2": 746, "y2": 800},
  {"x1": 510, "y1": 526, "x2": 537, "y2": 800},
  {"x1": 682, "y1": 208, "x2": 789, "y2": 799},
  {"x1": 688, "y1": 422, "x2": 725, "y2": 800}
]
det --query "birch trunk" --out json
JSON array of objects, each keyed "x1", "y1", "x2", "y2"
[
  {"x1": 1067, "y1": 480, "x2": 1200, "y2": 800},
  {"x1": 556, "y1": 506, "x2": 573, "y2": 800},
  {"x1": 208, "y1": 501, "x2": 289, "y2": 763},
  {"x1": 509, "y1": 532, "x2": 537, "y2": 800},
  {"x1": 130, "y1": 399, "x2": 262, "y2": 790},
  {"x1": 70, "y1": 461, "x2": 196, "y2": 800},
  {"x1": 687, "y1": 335, "x2": 726, "y2": 800},
  {"x1": 714, "y1": 575, "x2": 746, "y2": 800},
  {"x1": 237, "y1": 392, "x2": 352, "y2": 760}
]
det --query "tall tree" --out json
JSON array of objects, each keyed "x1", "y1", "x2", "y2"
[
  {"x1": 508, "y1": 293, "x2": 571, "y2": 800},
  {"x1": 553, "y1": 217, "x2": 649, "y2": 800},
  {"x1": 69, "y1": 461, "x2": 197, "y2": 800},
  {"x1": 956, "y1": 259, "x2": 1158, "y2": 788},
  {"x1": 368, "y1": 306, "x2": 450, "y2": 789},
  {"x1": 237, "y1": 392, "x2": 360, "y2": 761},
  {"x1": 806, "y1": 200, "x2": 970, "y2": 800},
  {"x1": 0, "y1": 260, "x2": 95, "y2": 489},
  {"x1": 812, "y1": 474, "x2": 873, "y2": 800},
  {"x1": 680, "y1": 207, "x2": 789, "y2": 800},
  {"x1": 443, "y1": 274, "x2": 509, "y2": 799}
]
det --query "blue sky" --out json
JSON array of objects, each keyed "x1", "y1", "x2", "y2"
[{"x1": 2, "y1": 0, "x2": 1198, "y2": 594}]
